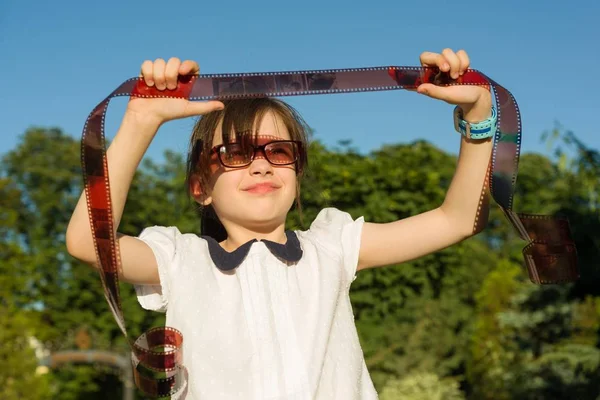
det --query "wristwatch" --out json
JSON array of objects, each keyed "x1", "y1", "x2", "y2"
[{"x1": 453, "y1": 105, "x2": 497, "y2": 140}]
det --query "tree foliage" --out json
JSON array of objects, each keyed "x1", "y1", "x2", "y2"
[
  {"x1": 1, "y1": 126, "x2": 599, "y2": 399},
  {"x1": 379, "y1": 372, "x2": 465, "y2": 400}
]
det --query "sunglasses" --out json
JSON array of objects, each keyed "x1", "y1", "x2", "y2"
[{"x1": 209, "y1": 140, "x2": 303, "y2": 169}]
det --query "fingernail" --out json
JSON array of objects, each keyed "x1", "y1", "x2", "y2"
[
  {"x1": 147, "y1": 80, "x2": 154, "y2": 87},
  {"x1": 443, "y1": 63, "x2": 449, "y2": 70}
]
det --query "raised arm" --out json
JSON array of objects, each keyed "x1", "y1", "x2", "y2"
[
  {"x1": 358, "y1": 48, "x2": 493, "y2": 271},
  {"x1": 66, "y1": 58, "x2": 224, "y2": 284}
]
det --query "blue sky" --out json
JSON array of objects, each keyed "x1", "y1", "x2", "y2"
[{"x1": 2, "y1": 0, "x2": 598, "y2": 164}]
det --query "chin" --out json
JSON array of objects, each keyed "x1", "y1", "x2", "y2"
[
  {"x1": 239, "y1": 204, "x2": 290, "y2": 229},
  {"x1": 245, "y1": 209, "x2": 285, "y2": 225},
  {"x1": 218, "y1": 194, "x2": 294, "y2": 230}
]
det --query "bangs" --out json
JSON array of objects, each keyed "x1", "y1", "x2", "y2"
[
  {"x1": 218, "y1": 100, "x2": 297, "y2": 145},
  {"x1": 200, "y1": 99, "x2": 308, "y2": 168},
  {"x1": 220, "y1": 101, "x2": 271, "y2": 144}
]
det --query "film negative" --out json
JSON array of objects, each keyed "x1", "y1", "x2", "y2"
[{"x1": 81, "y1": 66, "x2": 578, "y2": 397}]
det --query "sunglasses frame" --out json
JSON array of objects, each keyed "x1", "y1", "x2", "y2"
[{"x1": 209, "y1": 139, "x2": 304, "y2": 169}]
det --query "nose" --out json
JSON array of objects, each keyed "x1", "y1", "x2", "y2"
[{"x1": 248, "y1": 150, "x2": 273, "y2": 175}]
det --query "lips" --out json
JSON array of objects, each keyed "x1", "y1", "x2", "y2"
[{"x1": 242, "y1": 182, "x2": 281, "y2": 194}]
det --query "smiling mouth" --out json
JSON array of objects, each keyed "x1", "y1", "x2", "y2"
[{"x1": 243, "y1": 183, "x2": 280, "y2": 194}]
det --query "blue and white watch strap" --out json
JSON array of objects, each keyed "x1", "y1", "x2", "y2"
[{"x1": 453, "y1": 105, "x2": 497, "y2": 140}]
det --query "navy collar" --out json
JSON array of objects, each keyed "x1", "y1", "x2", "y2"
[{"x1": 202, "y1": 231, "x2": 303, "y2": 271}]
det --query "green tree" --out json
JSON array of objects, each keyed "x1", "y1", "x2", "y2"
[
  {"x1": 1, "y1": 127, "x2": 174, "y2": 399},
  {"x1": 0, "y1": 309, "x2": 52, "y2": 400},
  {"x1": 3, "y1": 125, "x2": 598, "y2": 399},
  {"x1": 379, "y1": 372, "x2": 465, "y2": 400},
  {"x1": 1, "y1": 139, "x2": 52, "y2": 400}
]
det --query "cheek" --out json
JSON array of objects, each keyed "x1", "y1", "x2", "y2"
[
  {"x1": 279, "y1": 169, "x2": 298, "y2": 195},
  {"x1": 210, "y1": 171, "x2": 242, "y2": 200}
]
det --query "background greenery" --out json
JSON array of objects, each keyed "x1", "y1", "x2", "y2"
[{"x1": 1, "y1": 124, "x2": 598, "y2": 399}]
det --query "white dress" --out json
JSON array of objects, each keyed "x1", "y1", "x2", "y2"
[{"x1": 134, "y1": 207, "x2": 379, "y2": 399}]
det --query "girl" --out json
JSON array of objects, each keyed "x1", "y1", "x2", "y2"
[{"x1": 66, "y1": 48, "x2": 493, "y2": 399}]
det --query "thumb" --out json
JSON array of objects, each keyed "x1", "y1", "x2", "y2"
[
  {"x1": 182, "y1": 100, "x2": 225, "y2": 117},
  {"x1": 417, "y1": 83, "x2": 450, "y2": 101}
]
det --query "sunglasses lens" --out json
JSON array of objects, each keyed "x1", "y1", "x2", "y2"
[
  {"x1": 265, "y1": 142, "x2": 297, "y2": 164},
  {"x1": 220, "y1": 143, "x2": 251, "y2": 167}
]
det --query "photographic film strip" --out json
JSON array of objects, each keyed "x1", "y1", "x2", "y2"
[{"x1": 81, "y1": 66, "x2": 579, "y2": 397}]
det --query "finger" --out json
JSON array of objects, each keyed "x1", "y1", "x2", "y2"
[
  {"x1": 419, "y1": 51, "x2": 449, "y2": 72},
  {"x1": 182, "y1": 100, "x2": 225, "y2": 117},
  {"x1": 456, "y1": 50, "x2": 470, "y2": 75},
  {"x1": 442, "y1": 48, "x2": 461, "y2": 79},
  {"x1": 165, "y1": 57, "x2": 181, "y2": 90},
  {"x1": 140, "y1": 60, "x2": 154, "y2": 86},
  {"x1": 179, "y1": 60, "x2": 200, "y2": 76},
  {"x1": 153, "y1": 58, "x2": 167, "y2": 90}
]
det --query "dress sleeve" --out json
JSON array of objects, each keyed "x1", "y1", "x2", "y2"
[
  {"x1": 133, "y1": 226, "x2": 181, "y2": 312},
  {"x1": 308, "y1": 207, "x2": 365, "y2": 286}
]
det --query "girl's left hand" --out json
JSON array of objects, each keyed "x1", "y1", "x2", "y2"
[{"x1": 417, "y1": 48, "x2": 492, "y2": 120}]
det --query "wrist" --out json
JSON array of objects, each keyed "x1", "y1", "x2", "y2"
[
  {"x1": 122, "y1": 109, "x2": 163, "y2": 134},
  {"x1": 453, "y1": 91, "x2": 496, "y2": 141},
  {"x1": 460, "y1": 92, "x2": 492, "y2": 122}
]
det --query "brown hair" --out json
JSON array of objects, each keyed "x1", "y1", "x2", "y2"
[{"x1": 185, "y1": 98, "x2": 310, "y2": 238}]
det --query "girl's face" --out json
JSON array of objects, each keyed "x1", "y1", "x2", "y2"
[{"x1": 204, "y1": 111, "x2": 298, "y2": 233}]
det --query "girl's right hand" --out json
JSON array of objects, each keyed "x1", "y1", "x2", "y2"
[{"x1": 126, "y1": 57, "x2": 224, "y2": 127}]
